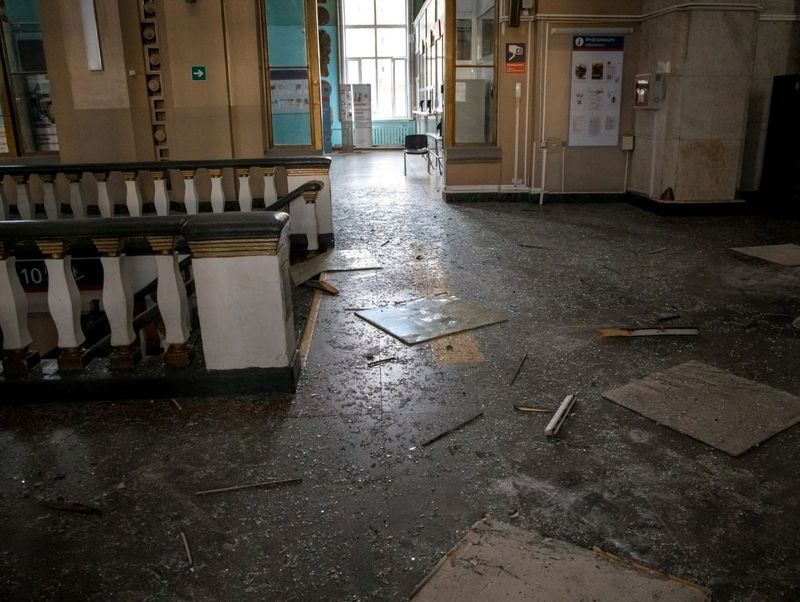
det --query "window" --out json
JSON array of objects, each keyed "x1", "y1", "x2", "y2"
[
  {"x1": 452, "y1": 0, "x2": 496, "y2": 144},
  {"x1": 341, "y1": 0, "x2": 408, "y2": 119}
]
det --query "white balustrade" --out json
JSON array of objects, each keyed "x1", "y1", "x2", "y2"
[
  {"x1": 69, "y1": 177, "x2": 85, "y2": 218},
  {"x1": 41, "y1": 177, "x2": 59, "y2": 220},
  {"x1": 238, "y1": 171, "x2": 252, "y2": 212},
  {"x1": 0, "y1": 257, "x2": 33, "y2": 351},
  {"x1": 155, "y1": 253, "x2": 191, "y2": 346},
  {"x1": 45, "y1": 256, "x2": 86, "y2": 354},
  {"x1": 153, "y1": 176, "x2": 169, "y2": 216},
  {"x1": 125, "y1": 173, "x2": 143, "y2": 216},
  {"x1": 100, "y1": 256, "x2": 136, "y2": 347},
  {"x1": 210, "y1": 171, "x2": 224, "y2": 213},
  {"x1": 16, "y1": 179, "x2": 33, "y2": 220},
  {"x1": 96, "y1": 176, "x2": 113, "y2": 218}
]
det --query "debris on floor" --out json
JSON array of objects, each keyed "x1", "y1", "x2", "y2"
[
  {"x1": 508, "y1": 351, "x2": 528, "y2": 386},
  {"x1": 648, "y1": 246, "x2": 668, "y2": 254},
  {"x1": 179, "y1": 530, "x2": 194, "y2": 572},
  {"x1": 301, "y1": 279, "x2": 340, "y2": 295},
  {"x1": 421, "y1": 411, "x2": 484, "y2": 447},
  {"x1": 355, "y1": 295, "x2": 506, "y2": 344},
  {"x1": 366, "y1": 356, "x2": 396, "y2": 367},
  {"x1": 544, "y1": 394, "x2": 577, "y2": 437},
  {"x1": 41, "y1": 499, "x2": 103, "y2": 515},
  {"x1": 598, "y1": 326, "x2": 699, "y2": 337},
  {"x1": 794, "y1": 316, "x2": 800, "y2": 330},
  {"x1": 290, "y1": 249, "x2": 382, "y2": 285},
  {"x1": 730, "y1": 243, "x2": 800, "y2": 266},
  {"x1": 513, "y1": 405, "x2": 550, "y2": 413},
  {"x1": 603, "y1": 361, "x2": 800, "y2": 456},
  {"x1": 195, "y1": 478, "x2": 303, "y2": 496},
  {"x1": 409, "y1": 516, "x2": 710, "y2": 601}
]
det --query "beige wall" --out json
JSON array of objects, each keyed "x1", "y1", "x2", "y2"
[{"x1": 41, "y1": 0, "x2": 151, "y2": 163}]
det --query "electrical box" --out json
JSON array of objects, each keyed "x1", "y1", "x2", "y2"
[
  {"x1": 634, "y1": 73, "x2": 665, "y2": 109},
  {"x1": 621, "y1": 135, "x2": 635, "y2": 151}
]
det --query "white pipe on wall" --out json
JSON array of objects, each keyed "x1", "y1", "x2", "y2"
[{"x1": 523, "y1": 19, "x2": 532, "y2": 187}]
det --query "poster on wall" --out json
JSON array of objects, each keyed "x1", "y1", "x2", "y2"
[
  {"x1": 270, "y1": 69, "x2": 310, "y2": 114},
  {"x1": 568, "y1": 36, "x2": 624, "y2": 147}
]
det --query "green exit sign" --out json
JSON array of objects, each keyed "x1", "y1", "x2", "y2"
[{"x1": 191, "y1": 65, "x2": 206, "y2": 81}]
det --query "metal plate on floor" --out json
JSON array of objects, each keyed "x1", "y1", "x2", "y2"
[
  {"x1": 291, "y1": 249, "x2": 382, "y2": 285},
  {"x1": 356, "y1": 295, "x2": 506, "y2": 345},
  {"x1": 730, "y1": 243, "x2": 800, "y2": 266},
  {"x1": 603, "y1": 361, "x2": 800, "y2": 456}
]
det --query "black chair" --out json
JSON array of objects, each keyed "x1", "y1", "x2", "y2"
[{"x1": 404, "y1": 134, "x2": 430, "y2": 175}]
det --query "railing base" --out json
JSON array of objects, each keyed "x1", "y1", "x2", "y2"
[
  {"x1": 0, "y1": 349, "x2": 300, "y2": 403},
  {"x1": 58, "y1": 347, "x2": 85, "y2": 372},
  {"x1": 164, "y1": 343, "x2": 194, "y2": 368},
  {"x1": 110, "y1": 345, "x2": 143, "y2": 371},
  {"x1": 1, "y1": 348, "x2": 40, "y2": 378}
]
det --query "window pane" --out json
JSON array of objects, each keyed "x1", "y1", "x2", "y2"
[
  {"x1": 342, "y1": 0, "x2": 374, "y2": 25},
  {"x1": 376, "y1": 58, "x2": 393, "y2": 118},
  {"x1": 454, "y1": 67, "x2": 493, "y2": 144},
  {"x1": 345, "y1": 28, "x2": 376, "y2": 58},
  {"x1": 376, "y1": 0, "x2": 405, "y2": 25},
  {"x1": 394, "y1": 59, "x2": 407, "y2": 116},
  {"x1": 265, "y1": 0, "x2": 307, "y2": 67},
  {"x1": 346, "y1": 59, "x2": 361, "y2": 83},
  {"x1": 269, "y1": 68, "x2": 311, "y2": 145},
  {"x1": 376, "y1": 27, "x2": 406, "y2": 58},
  {"x1": 361, "y1": 58, "x2": 376, "y2": 109}
]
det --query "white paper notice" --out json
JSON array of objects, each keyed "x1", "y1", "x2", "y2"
[{"x1": 568, "y1": 36, "x2": 624, "y2": 147}]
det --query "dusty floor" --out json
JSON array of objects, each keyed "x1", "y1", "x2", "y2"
[{"x1": 2, "y1": 151, "x2": 800, "y2": 600}]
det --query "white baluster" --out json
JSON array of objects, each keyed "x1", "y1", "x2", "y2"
[
  {"x1": 210, "y1": 172, "x2": 224, "y2": 213},
  {"x1": 69, "y1": 177, "x2": 85, "y2": 218},
  {"x1": 0, "y1": 257, "x2": 33, "y2": 351},
  {"x1": 45, "y1": 254, "x2": 85, "y2": 370},
  {"x1": 97, "y1": 177, "x2": 113, "y2": 217},
  {"x1": 154, "y1": 176, "x2": 169, "y2": 216},
  {"x1": 238, "y1": 171, "x2": 252, "y2": 212},
  {"x1": 125, "y1": 172, "x2": 143, "y2": 216},
  {"x1": 303, "y1": 196, "x2": 319, "y2": 251},
  {"x1": 155, "y1": 253, "x2": 192, "y2": 367},
  {"x1": 263, "y1": 172, "x2": 278, "y2": 208},
  {"x1": 16, "y1": 179, "x2": 33, "y2": 220},
  {"x1": 183, "y1": 173, "x2": 199, "y2": 215},
  {"x1": 42, "y1": 178, "x2": 59, "y2": 220},
  {"x1": 100, "y1": 256, "x2": 136, "y2": 346}
]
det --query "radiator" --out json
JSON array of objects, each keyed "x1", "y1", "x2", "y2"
[{"x1": 371, "y1": 125, "x2": 406, "y2": 147}]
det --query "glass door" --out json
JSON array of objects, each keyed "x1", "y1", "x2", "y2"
[{"x1": 0, "y1": 0, "x2": 58, "y2": 156}]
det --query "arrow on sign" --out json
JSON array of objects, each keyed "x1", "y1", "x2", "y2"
[
  {"x1": 191, "y1": 65, "x2": 206, "y2": 81},
  {"x1": 193, "y1": 69, "x2": 204, "y2": 78}
]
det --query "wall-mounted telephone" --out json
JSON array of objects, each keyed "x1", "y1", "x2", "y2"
[{"x1": 634, "y1": 73, "x2": 665, "y2": 109}]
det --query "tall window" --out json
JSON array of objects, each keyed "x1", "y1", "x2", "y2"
[{"x1": 341, "y1": 0, "x2": 408, "y2": 119}]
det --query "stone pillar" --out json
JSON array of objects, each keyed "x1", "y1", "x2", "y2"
[
  {"x1": 96, "y1": 173, "x2": 113, "y2": 218},
  {"x1": 632, "y1": 3, "x2": 759, "y2": 202}
]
